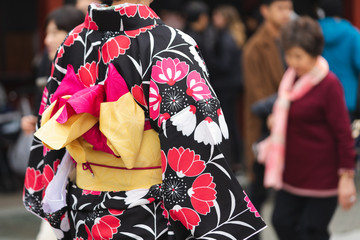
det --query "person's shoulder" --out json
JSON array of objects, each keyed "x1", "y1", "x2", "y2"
[
  {"x1": 331, "y1": 18, "x2": 360, "y2": 35},
  {"x1": 310, "y1": 72, "x2": 341, "y2": 101},
  {"x1": 243, "y1": 25, "x2": 269, "y2": 53},
  {"x1": 325, "y1": 71, "x2": 340, "y2": 83},
  {"x1": 244, "y1": 33, "x2": 260, "y2": 50},
  {"x1": 322, "y1": 71, "x2": 343, "y2": 90},
  {"x1": 152, "y1": 24, "x2": 196, "y2": 45}
]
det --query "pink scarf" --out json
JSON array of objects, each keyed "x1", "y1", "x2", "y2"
[{"x1": 257, "y1": 56, "x2": 329, "y2": 189}]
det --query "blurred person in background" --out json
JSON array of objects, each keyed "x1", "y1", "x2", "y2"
[
  {"x1": 183, "y1": 0, "x2": 215, "y2": 64},
  {"x1": 23, "y1": 0, "x2": 266, "y2": 239},
  {"x1": 22, "y1": 5, "x2": 85, "y2": 137},
  {"x1": 0, "y1": 84, "x2": 20, "y2": 192},
  {"x1": 318, "y1": 0, "x2": 360, "y2": 121},
  {"x1": 242, "y1": 0, "x2": 293, "y2": 229},
  {"x1": 262, "y1": 16, "x2": 356, "y2": 240},
  {"x1": 19, "y1": 5, "x2": 84, "y2": 240},
  {"x1": 211, "y1": 4, "x2": 246, "y2": 171},
  {"x1": 151, "y1": 0, "x2": 185, "y2": 30}
]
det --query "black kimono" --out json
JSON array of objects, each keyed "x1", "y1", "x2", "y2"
[{"x1": 23, "y1": 3, "x2": 266, "y2": 239}]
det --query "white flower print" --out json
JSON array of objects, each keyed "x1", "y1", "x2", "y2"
[
  {"x1": 194, "y1": 117, "x2": 223, "y2": 145},
  {"x1": 171, "y1": 105, "x2": 197, "y2": 137}
]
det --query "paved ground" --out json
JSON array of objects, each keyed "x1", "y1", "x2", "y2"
[
  {"x1": 0, "y1": 191, "x2": 41, "y2": 239},
  {"x1": 0, "y1": 173, "x2": 359, "y2": 239}
]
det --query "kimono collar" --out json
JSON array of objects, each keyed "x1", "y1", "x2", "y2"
[{"x1": 85, "y1": 3, "x2": 162, "y2": 32}]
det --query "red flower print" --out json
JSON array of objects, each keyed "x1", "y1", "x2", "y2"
[
  {"x1": 166, "y1": 147, "x2": 205, "y2": 178},
  {"x1": 243, "y1": 191, "x2": 260, "y2": 218},
  {"x1": 170, "y1": 206, "x2": 200, "y2": 230},
  {"x1": 149, "y1": 80, "x2": 162, "y2": 120},
  {"x1": 91, "y1": 216, "x2": 121, "y2": 240},
  {"x1": 25, "y1": 168, "x2": 43, "y2": 194},
  {"x1": 161, "y1": 151, "x2": 167, "y2": 175},
  {"x1": 138, "y1": 5, "x2": 159, "y2": 19},
  {"x1": 39, "y1": 87, "x2": 49, "y2": 115},
  {"x1": 57, "y1": 47, "x2": 65, "y2": 59},
  {"x1": 161, "y1": 203, "x2": 169, "y2": 219},
  {"x1": 84, "y1": 14, "x2": 98, "y2": 30},
  {"x1": 125, "y1": 25, "x2": 155, "y2": 38},
  {"x1": 102, "y1": 35, "x2": 131, "y2": 64},
  {"x1": 85, "y1": 225, "x2": 92, "y2": 240},
  {"x1": 77, "y1": 61, "x2": 97, "y2": 87},
  {"x1": 64, "y1": 35, "x2": 76, "y2": 48},
  {"x1": 158, "y1": 112, "x2": 170, "y2": 127},
  {"x1": 131, "y1": 84, "x2": 147, "y2": 107},
  {"x1": 115, "y1": 5, "x2": 159, "y2": 19},
  {"x1": 54, "y1": 159, "x2": 60, "y2": 171},
  {"x1": 82, "y1": 190, "x2": 101, "y2": 196},
  {"x1": 115, "y1": 5, "x2": 137, "y2": 17},
  {"x1": 50, "y1": 63, "x2": 55, "y2": 78},
  {"x1": 152, "y1": 58, "x2": 189, "y2": 86},
  {"x1": 64, "y1": 24, "x2": 84, "y2": 47},
  {"x1": 55, "y1": 47, "x2": 65, "y2": 64},
  {"x1": 188, "y1": 173, "x2": 216, "y2": 215},
  {"x1": 42, "y1": 159, "x2": 61, "y2": 190},
  {"x1": 186, "y1": 70, "x2": 212, "y2": 101},
  {"x1": 108, "y1": 209, "x2": 124, "y2": 216}
]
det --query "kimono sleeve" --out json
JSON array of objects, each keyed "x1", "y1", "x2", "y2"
[
  {"x1": 23, "y1": 42, "x2": 68, "y2": 220},
  {"x1": 147, "y1": 28, "x2": 266, "y2": 239}
]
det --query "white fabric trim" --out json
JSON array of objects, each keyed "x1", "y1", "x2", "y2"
[{"x1": 42, "y1": 151, "x2": 75, "y2": 214}]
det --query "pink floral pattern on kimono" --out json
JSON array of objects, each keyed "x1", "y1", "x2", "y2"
[
  {"x1": 23, "y1": 4, "x2": 265, "y2": 240},
  {"x1": 149, "y1": 80, "x2": 162, "y2": 120},
  {"x1": 186, "y1": 70, "x2": 212, "y2": 101},
  {"x1": 244, "y1": 191, "x2": 261, "y2": 218},
  {"x1": 151, "y1": 58, "x2": 189, "y2": 86}
]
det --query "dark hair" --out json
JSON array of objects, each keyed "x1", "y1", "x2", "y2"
[
  {"x1": 152, "y1": 0, "x2": 182, "y2": 12},
  {"x1": 101, "y1": 0, "x2": 113, "y2": 5},
  {"x1": 261, "y1": 0, "x2": 292, "y2": 6},
  {"x1": 319, "y1": 0, "x2": 343, "y2": 17},
  {"x1": 183, "y1": 1, "x2": 209, "y2": 23},
  {"x1": 45, "y1": 5, "x2": 85, "y2": 33},
  {"x1": 281, "y1": 16, "x2": 324, "y2": 57}
]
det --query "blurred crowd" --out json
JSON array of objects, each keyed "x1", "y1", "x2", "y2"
[{"x1": 0, "y1": 0, "x2": 359, "y2": 239}]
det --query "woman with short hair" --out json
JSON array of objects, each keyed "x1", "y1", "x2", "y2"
[{"x1": 260, "y1": 16, "x2": 357, "y2": 240}]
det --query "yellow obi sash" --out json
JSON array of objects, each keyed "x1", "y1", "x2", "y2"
[
  {"x1": 73, "y1": 128, "x2": 162, "y2": 192},
  {"x1": 35, "y1": 68, "x2": 162, "y2": 191}
]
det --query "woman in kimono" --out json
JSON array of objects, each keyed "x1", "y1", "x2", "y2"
[{"x1": 23, "y1": 0, "x2": 266, "y2": 239}]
